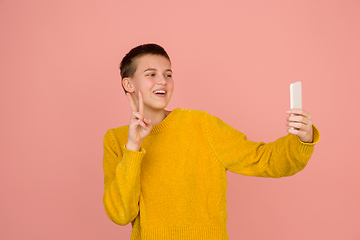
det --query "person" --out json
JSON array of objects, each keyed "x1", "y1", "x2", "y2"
[{"x1": 102, "y1": 43, "x2": 320, "y2": 240}]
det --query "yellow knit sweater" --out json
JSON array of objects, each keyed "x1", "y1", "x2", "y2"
[{"x1": 103, "y1": 108, "x2": 320, "y2": 240}]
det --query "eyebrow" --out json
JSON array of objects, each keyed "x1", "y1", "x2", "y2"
[{"x1": 144, "y1": 68, "x2": 172, "y2": 73}]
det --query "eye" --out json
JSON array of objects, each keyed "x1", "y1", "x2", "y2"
[
  {"x1": 165, "y1": 74, "x2": 172, "y2": 78},
  {"x1": 147, "y1": 73, "x2": 155, "y2": 77}
]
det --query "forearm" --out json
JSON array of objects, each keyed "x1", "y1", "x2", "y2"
[
  {"x1": 235, "y1": 125, "x2": 320, "y2": 178},
  {"x1": 204, "y1": 111, "x2": 320, "y2": 178},
  {"x1": 103, "y1": 149, "x2": 143, "y2": 225},
  {"x1": 103, "y1": 130, "x2": 145, "y2": 225}
]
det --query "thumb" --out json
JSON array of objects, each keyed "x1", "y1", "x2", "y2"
[{"x1": 144, "y1": 118, "x2": 152, "y2": 125}]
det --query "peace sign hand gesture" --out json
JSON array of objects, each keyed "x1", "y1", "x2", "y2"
[{"x1": 126, "y1": 91, "x2": 152, "y2": 151}]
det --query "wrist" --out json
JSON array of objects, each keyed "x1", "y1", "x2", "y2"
[{"x1": 126, "y1": 141, "x2": 141, "y2": 152}]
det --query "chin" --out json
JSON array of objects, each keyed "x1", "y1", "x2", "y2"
[
  {"x1": 153, "y1": 101, "x2": 170, "y2": 110},
  {"x1": 154, "y1": 104, "x2": 169, "y2": 110},
  {"x1": 152, "y1": 97, "x2": 171, "y2": 107}
]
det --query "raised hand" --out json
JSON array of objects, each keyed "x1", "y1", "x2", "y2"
[
  {"x1": 286, "y1": 109, "x2": 313, "y2": 143},
  {"x1": 126, "y1": 91, "x2": 152, "y2": 151}
]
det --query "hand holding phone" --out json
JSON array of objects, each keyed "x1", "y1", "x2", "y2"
[{"x1": 287, "y1": 82, "x2": 314, "y2": 143}]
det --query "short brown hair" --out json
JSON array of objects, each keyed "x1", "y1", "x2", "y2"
[{"x1": 119, "y1": 43, "x2": 171, "y2": 93}]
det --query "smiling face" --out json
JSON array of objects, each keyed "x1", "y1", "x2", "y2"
[{"x1": 122, "y1": 54, "x2": 174, "y2": 112}]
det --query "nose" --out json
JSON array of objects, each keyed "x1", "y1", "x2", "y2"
[{"x1": 156, "y1": 75, "x2": 166, "y2": 85}]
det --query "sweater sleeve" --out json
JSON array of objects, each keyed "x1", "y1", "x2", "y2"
[
  {"x1": 103, "y1": 129, "x2": 145, "y2": 225},
  {"x1": 204, "y1": 112, "x2": 320, "y2": 178}
]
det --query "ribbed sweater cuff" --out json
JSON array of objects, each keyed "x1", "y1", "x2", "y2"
[
  {"x1": 297, "y1": 124, "x2": 320, "y2": 155},
  {"x1": 121, "y1": 145, "x2": 146, "y2": 171}
]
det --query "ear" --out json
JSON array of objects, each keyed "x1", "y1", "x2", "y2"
[{"x1": 122, "y1": 77, "x2": 135, "y2": 93}]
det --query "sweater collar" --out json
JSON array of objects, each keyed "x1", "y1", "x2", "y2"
[{"x1": 150, "y1": 108, "x2": 180, "y2": 134}]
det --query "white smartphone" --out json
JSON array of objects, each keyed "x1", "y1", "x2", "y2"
[{"x1": 290, "y1": 81, "x2": 302, "y2": 109}]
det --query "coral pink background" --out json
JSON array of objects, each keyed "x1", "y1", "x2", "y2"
[{"x1": 1, "y1": 0, "x2": 359, "y2": 239}]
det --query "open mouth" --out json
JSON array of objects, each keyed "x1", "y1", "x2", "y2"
[{"x1": 153, "y1": 90, "x2": 167, "y2": 96}]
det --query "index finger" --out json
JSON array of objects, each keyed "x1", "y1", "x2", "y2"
[
  {"x1": 138, "y1": 91, "x2": 144, "y2": 116},
  {"x1": 287, "y1": 109, "x2": 311, "y2": 119},
  {"x1": 126, "y1": 93, "x2": 138, "y2": 112}
]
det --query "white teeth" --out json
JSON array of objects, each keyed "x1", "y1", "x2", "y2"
[{"x1": 153, "y1": 90, "x2": 166, "y2": 94}]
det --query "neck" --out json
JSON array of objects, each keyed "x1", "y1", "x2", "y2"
[{"x1": 144, "y1": 108, "x2": 169, "y2": 127}]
